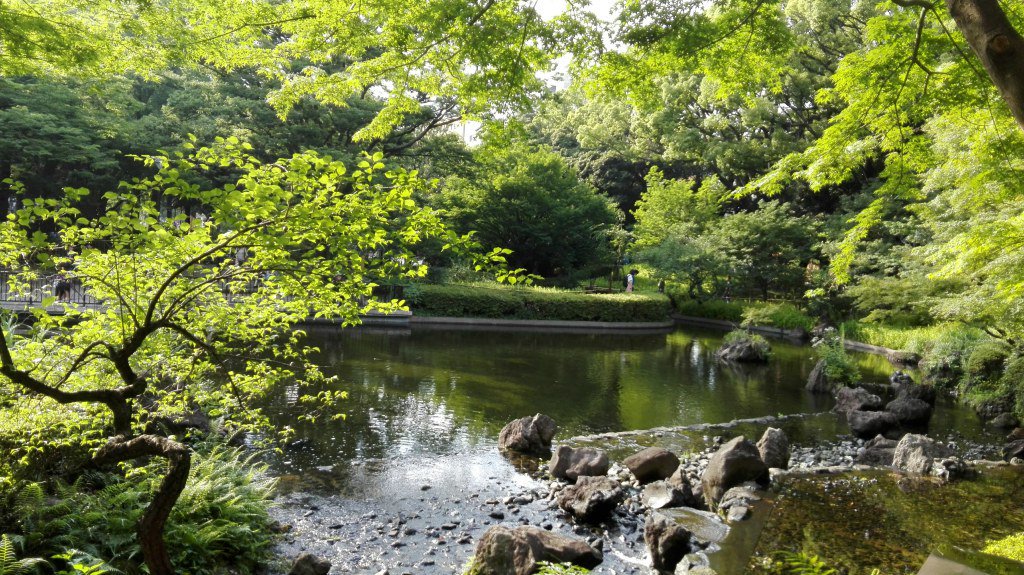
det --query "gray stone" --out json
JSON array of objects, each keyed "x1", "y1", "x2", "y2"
[
  {"x1": 471, "y1": 525, "x2": 603, "y2": 575},
  {"x1": 700, "y1": 436, "x2": 768, "y2": 507},
  {"x1": 498, "y1": 414, "x2": 557, "y2": 455},
  {"x1": 715, "y1": 339, "x2": 769, "y2": 363},
  {"x1": 975, "y1": 395, "x2": 1016, "y2": 421},
  {"x1": 623, "y1": 447, "x2": 681, "y2": 484},
  {"x1": 856, "y1": 435, "x2": 897, "y2": 466},
  {"x1": 644, "y1": 513, "x2": 692, "y2": 572},
  {"x1": 642, "y1": 480, "x2": 697, "y2": 510},
  {"x1": 557, "y1": 476, "x2": 625, "y2": 523},
  {"x1": 549, "y1": 446, "x2": 610, "y2": 481},
  {"x1": 847, "y1": 410, "x2": 899, "y2": 439},
  {"x1": 893, "y1": 434, "x2": 950, "y2": 475},
  {"x1": 886, "y1": 397, "x2": 933, "y2": 426},
  {"x1": 805, "y1": 359, "x2": 834, "y2": 394},
  {"x1": 893, "y1": 379, "x2": 936, "y2": 406},
  {"x1": 726, "y1": 505, "x2": 749, "y2": 522},
  {"x1": 289, "y1": 554, "x2": 331, "y2": 575},
  {"x1": 833, "y1": 387, "x2": 884, "y2": 414},
  {"x1": 756, "y1": 427, "x2": 790, "y2": 469},
  {"x1": 989, "y1": 413, "x2": 1021, "y2": 429},
  {"x1": 1004, "y1": 439, "x2": 1024, "y2": 462}
]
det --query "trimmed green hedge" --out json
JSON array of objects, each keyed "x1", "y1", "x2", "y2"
[{"x1": 409, "y1": 284, "x2": 671, "y2": 322}]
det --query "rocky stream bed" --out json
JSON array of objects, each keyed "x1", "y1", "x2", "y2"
[{"x1": 268, "y1": 411, "x2": 1024, "y2": 575}]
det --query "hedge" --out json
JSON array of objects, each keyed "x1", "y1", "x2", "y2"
[{"x1": 408, "y1": 284, "x2": 672, "y2": 322}]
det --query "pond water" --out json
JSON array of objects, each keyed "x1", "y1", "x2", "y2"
[{"x1": 266, "y1": 324, "x2": 998, "y2": 497}]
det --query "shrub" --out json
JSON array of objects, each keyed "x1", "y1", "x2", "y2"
[
  {"x1": 670, "y1": 296, "x2": 747, "y2": 322},
  {"x1": 918, "y1": 330, "x2": 990, "y2": 390},
  {"x1": 722, "y1": 329, "x2": 772, "y2": 360},
  {"x1": 983, "y1": 533, "x2": 1024, "y2": 562},
  {"x1": 962, "y1": 341, "x2": 1012, "y2": 389},
  {"x1": 1001, "y1": 356, "x2": 1024, "y2": 420},
  {"x1": 7, "y1": 445, "x2": 275, "y2": 575},
  {"x1": 741, "y1": 303, "x2": 814, "y2": 332},
  {"x1": 814, "y1": 330, "x2": 860, "y2": 386},
  {"x1": 409, "y1": 284, "x2": 671, "y2": 322}
]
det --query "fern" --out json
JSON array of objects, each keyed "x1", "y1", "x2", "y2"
[
  {"x1": 0, "y1": 535, "x2": 47, "y2": 575},
  {"x1": 771, "y1": 551, "x2": 838, "y2": 575}
]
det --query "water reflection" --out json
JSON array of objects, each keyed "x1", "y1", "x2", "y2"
[{"x1": 265, "y1": 325, "x2": 998, "y2": 490}]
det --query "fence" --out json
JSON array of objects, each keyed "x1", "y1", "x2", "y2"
[{"x1": 0, "y1": 270, "x2": 99, "y2": 307}]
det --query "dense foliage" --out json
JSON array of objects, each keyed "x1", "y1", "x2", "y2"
[{"x1": 410, "y1": 284, "x2": 672, "y2": 323}]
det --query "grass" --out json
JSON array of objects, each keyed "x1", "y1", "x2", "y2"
[{"x1": 839, "y1": 321, "x2": 988, "y2": 353}]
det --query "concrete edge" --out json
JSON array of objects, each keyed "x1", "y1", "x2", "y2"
[
  {"x1": 409, "y1": 315, "x2": 675, "y2": 331},
  {"x1": 671, "y1": 314, "x2": 807, "y2": 341}
]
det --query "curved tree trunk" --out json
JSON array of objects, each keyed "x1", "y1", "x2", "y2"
[
  {"x1": 93, "y1": 434, "x2": 192, "y2": 575},
  {"x1": 948, "y1": 0, "x2": 1024, "y2": 132}
]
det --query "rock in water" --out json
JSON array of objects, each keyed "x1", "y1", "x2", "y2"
[
  {"x1": 641, "y1": 480, "x2": 697, "y2": 510},
  {"x1": 498, "y1": 414, "x2": 557, "y2": 455},
  {"x1": 644, "y1": 513, "x2": 692, "y2": 572},
  {"x1": 623, "y1": 447, "x2": 681, "y2": 484},
  {"x1": 847, "y1": 410, "x2": 899, "y2": 439},
  {"x1": 549, "y1": 446, "x2": 610, "y2": 481},
  {"x1": 472, "y1": 525, "x2": 602, "y2": 575},
  {"x1": 715, "y1": 339, "x2": 769, "y2": 363},
  {"x1": 856, "y1": 435, "x2": 898, "y2": 466},
  {"x1": 805, "y1": 359, "x2": 833, "y2": 394},
  {"x1": 756, "y1": 427, "x2": 790, "y2": 470},
  {"x1": 885, "y1": 397, "x2": 933, "y2": 426},
  {"x1": 893, "y1": 434, "x2": 950, "y2": 474},
  {"x1": 833, "y1": 387, "x2": 884, "y2": 414},
  {"x1": 1003, "y1": 439, "x2": 1024, "y2": 462},
  {"x1": 700, "y1": 436, "x2": 768, "y2": 508},
  {"x1": 557, "y1": 476, "x2": 625, "y2": 523},
  {"x1": 288, "y1": 554, "x2": 331, "y2": 575}
]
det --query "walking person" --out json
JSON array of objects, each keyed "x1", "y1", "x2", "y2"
[{"x1": 626, "y1": 269, "x2": 638, "y2": 293}]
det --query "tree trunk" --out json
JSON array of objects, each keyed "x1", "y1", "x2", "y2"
[
  {"x1": 948, "y1": 0, "x2": 1024, "y2": 132},
  {"x1": 93, "y1": 434, "x2": 192, "y2": 575}
]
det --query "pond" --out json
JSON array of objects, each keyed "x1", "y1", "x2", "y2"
[
  {"x1": 263, "y1": 324, "x2": 1012, "y2": 574},
  {"x1": 268, "y1": 325, "x2": 995, "y2": 483}
]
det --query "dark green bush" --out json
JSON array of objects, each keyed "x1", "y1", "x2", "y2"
[
  {"x1": 814, "y1": 330, "x2": 860, "y2": 386},
  {"x1": 741, "y1": 303, "x2": 814, "y2": 332},
  {"x1": 962, "y1": 341, "x2": 1011, "y2": 390},
  {"x1": 918, "y1": 330, "x2": 985, "y2": 390},
  {"x1": 410, "y1": 284, "x2": 671, "y2": 322},
  {"x1": 669, "y1": 296, "x2": 746, "y2": 322}
]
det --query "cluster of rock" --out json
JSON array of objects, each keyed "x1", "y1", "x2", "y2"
[
  {"x1": 476, "y1": 414, "x2": 794, "y2": 574},
  {"x1": 813, "y1": 370, "x2": 936, "y2": 439}
]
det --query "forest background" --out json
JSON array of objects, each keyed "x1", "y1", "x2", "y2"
[{"x1": 1, "y1": 0, "x2": 1024, "y2": 573}]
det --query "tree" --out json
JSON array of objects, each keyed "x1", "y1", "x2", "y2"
[
  {"x1": 631, "y1": 169, "x2": 728, "y2": 298},
  {"x1": 434, "y1": 140, "x2": 622, "y2": 280},
  {"x1": 0, "y1": 141, "x2": 481, "y2": 575},
  {"x1": 0, "y1": 0, "x2": 566, "y2": 140}
]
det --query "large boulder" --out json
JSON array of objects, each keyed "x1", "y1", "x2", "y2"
[
  {"x1": 847, "y1": 410, "x2": 900, "y2": 439},
  {"x1": 833, "y1": 387, "x2": 884, "y2": 414},
  {"x1": 805, "y1": 359, "x2": 834, "y2": 394},
  {"x1": 892, "y1": 434, "x2": 950, "y2": 475},
  {"x1": 644, "y1": 513, "x2": 692, "y2": 572},
  {"x1": 1004, "y1": 439, "x2": 1024, "y2": 462},
  {"x1": 975, "y1": 395, "x2": 1017, "y2": 421},
  {"x1": 856, "y1": 435, "x2": 897, "y2": 466},
  {"x1": 715, "y1": 338, "x2": 769, "y2": 363},
  {"x1": 885, "y1": 397, "x2": 933, "y2": 426},
  {"x1": 642, "y1": 480, "x2": 699, "y2": 510},
  {"x1": 624, "y1": 447, "x2": 681, "y2": 484},
  {"x1": 989, "y1": 413, "x2": 1021, "y2": 429},
  {"x1": 889, "y1": 371, "x2": 914, "y2": 386},
  {"x1": 700, "y1": 436, "x2": 768, "y2": 507},
  {"x1": 557, "y1": 476, "x2": 625, "y2": 523},
  {"x1": 498, "y1": 414, "x2": 557, "y2": 455},
  {"x1": 893, "y1": 380, "x2": 937, "y2": 406},
  {"x1": 288, "y1": 554, "x2": 331, "y2": 575},
  {"x1": 549, "y1": 446, "x2": 610, "y2": 481},
  {"x1": 756, "y1": 428, "x2": 790, "y2": 470},
  {"x1": 472, "y1": 525, "x2": 603, "y2": 575}
]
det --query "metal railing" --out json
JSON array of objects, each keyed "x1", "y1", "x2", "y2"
[{"x1": 0, "y1": 270, "x2": 100, "y2": 307}]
